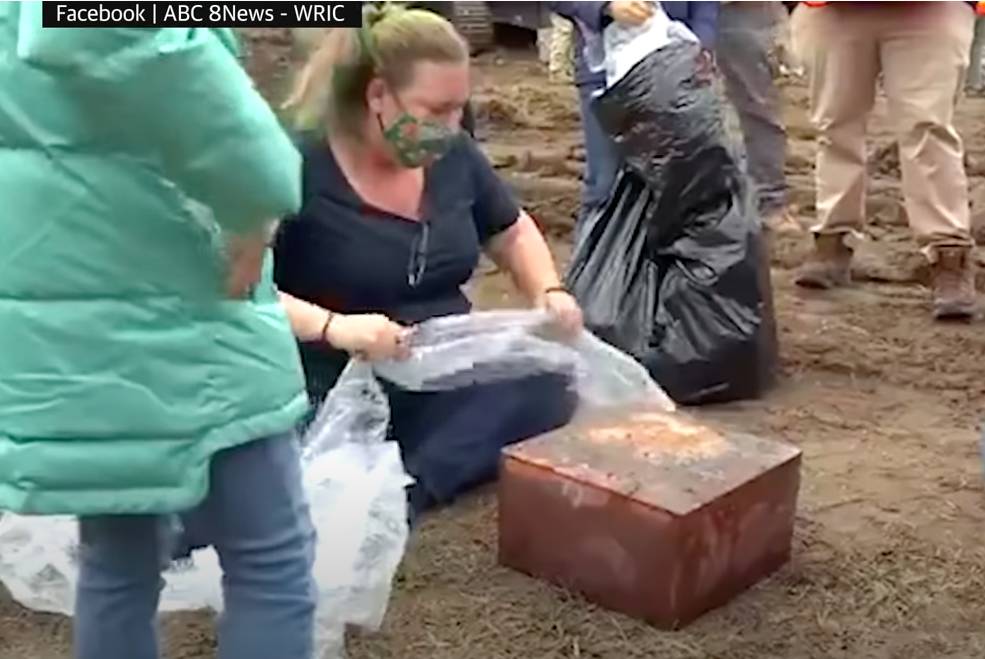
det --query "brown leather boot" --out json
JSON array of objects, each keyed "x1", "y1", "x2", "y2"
[
  {"x1": 795, "y1": 233, "x2": 853, "y2": 289},
  {"x1": 930, "y1": 246, "x2": 977, "y2": 320}
]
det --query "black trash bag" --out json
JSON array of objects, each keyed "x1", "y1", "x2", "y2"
[
  {"x1": 566, "y1": 38, "x2": 777, "y2": 405},
  {"x1": 566, "y1": 170, "x2": 658, "y2": 357}
]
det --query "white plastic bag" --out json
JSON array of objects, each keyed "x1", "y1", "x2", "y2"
[
  {"x1": 604, "y1": 11, "x2": 699, "y2": 88},
  {"x1": 579, "y1": 0, "x2": 699, "y2": 90},
  {"x1": 0, "y1": 310, "x2": 672, "y2": 659}
]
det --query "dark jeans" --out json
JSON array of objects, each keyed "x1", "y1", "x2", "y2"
[
  {"x1": 384, "y1": 372, "x2": 578, "y2": 515},
  {"x1": 716, "y1": 2, "x2": 789, "y2": 214},
  {"x1": 296, "y1": 343, "x2": 578, "y2": 518}
]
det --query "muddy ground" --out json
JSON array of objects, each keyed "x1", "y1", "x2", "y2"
[{"x1": 5, "y1": 31, "x2": 985, "y2": 659}]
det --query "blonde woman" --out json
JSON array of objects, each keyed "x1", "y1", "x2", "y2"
[{"x1": 275, "y1": 6, "x2": 583, "y2": 516}]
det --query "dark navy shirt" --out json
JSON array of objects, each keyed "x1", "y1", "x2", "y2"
[{"x1": 273, "y1": 136, "x2": 520, "y2": 392}]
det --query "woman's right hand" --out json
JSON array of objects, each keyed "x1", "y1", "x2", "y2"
[
  {"x1": 606, "y1": 1, "x2": 655, "y2": 27},
  {"x1": 324, "y1": 313, "x2": 413, "y2": 362}
]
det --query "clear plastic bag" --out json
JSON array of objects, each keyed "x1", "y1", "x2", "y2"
[
  {"x1": 0, "y1": 514, "x2": 81, "y2": 614},
  {"x1": 302, "y1": 358, "x2": 413, "y2": 657},
  {"x1": 0, "y1": 310, "x2": 672, "y2": 658},
  {"x1": 374, "y1": 310, "x2": 674, "y2": 413}
]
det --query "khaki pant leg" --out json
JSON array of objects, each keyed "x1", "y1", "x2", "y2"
[
  {"x1": 799, "y1": 6, "x2": 881, "y2": 234},
  {"x1": 879, "y1": 1, "x2": 976, "y2": 248}
]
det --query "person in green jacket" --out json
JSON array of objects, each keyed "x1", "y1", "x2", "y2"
[{"x1": 0, "y1": 5, "x2": 385, "y2": 659}]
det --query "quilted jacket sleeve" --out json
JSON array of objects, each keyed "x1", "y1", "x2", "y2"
[{"x1": 14, "y1": 6, "x2": 301, "y2": 236}]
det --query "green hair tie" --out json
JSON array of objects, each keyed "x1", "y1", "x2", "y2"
[
  {"x1": 360, "y1": 0, "x2": 405, "y2": 65},
  {"x1": 356, "y1": 22, "x2": 377, "y2": 65}
]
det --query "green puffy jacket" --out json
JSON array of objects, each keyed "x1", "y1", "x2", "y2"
[{"x1": 0, "y1": 5, "x2": 309, "y2": 516}]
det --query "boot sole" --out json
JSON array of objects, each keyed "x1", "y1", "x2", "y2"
[
  {"x1": 933, "y1": 302, "x2": 977, "y2": 321},
  {"x1": 795, "y1": 274, "x2": 850, "y2": 290}
]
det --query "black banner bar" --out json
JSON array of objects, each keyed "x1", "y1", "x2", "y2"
[{"x1": 42, "y1": 2, "x2": 364, "y2": 28}]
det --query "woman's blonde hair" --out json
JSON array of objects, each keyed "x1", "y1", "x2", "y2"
[{"x1": 284, "y1": 3, "x2": 469, "y2": 135}]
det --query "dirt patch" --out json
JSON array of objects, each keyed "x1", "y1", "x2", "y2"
[
  {"x1": 472, "y1": 82, "x2": 580, "y2": 133},
  {"x1": 472, "y1": 56, "x2": 581, "y2": 132},
  {"x1": 7, "y1": 33, "x2": 985, "y2": 659}
]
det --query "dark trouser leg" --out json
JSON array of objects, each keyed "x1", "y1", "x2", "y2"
[
  {"x1": 716, "y1": 2, "x2": 789, "y2": 215},
  {"x1": 968, "y1": 15, "x2": 985, "y2": 90},
  {"x1": 387, "y1": 373, "x2": 578, "y2": 515}
]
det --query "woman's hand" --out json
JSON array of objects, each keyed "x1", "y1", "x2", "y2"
[
  {"x1": 606, "y1": 1, "x2": 655, "y2": 27},
  {"x1": 324, "y1": 313, "x2": 414, "y2": 362},
  {"x1": 225, "y1": 229, "x2": 270, "y2": 299},
  {"x1": 538, "y1": 289, "x2": 584, "y2": 341}
]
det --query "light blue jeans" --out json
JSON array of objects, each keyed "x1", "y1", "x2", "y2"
[
  {"x1": 576, "y1": 82, "x2": 620, "y2": 246},
  {"x1": 73, "y1": 432, "x2": 317, "y2": 659}
]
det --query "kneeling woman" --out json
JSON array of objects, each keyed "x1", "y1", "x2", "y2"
[{"x1": 275, "y1": 6, "x2": 583, "y2": 515}]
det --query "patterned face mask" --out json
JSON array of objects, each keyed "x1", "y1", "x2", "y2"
[{"x1": 378, "y1": 111, "x2": 458, "y2": 168}]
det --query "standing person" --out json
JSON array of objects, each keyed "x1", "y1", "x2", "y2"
[
  {"x1": 547, "y1": 1, "x2": 720, "y2": 240},
  {"x1": 793, "y1": 1, "x2": 979, "y2": 320},
  {"x1": 717, "y1": 1, "x2": 798, "y2": 233},
  {"x1": 275, "y1": 6, "x2": 584, "y2": 516},
  {"x1": 0, "y1": 8, "x2": 339, "y2": 659},
  {"x1": 967, "y1": 6, "x2": 985, "y2": 92}
]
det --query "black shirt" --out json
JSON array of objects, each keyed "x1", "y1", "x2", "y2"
[{"x1": 274, "y1": 136, "x2": 521, "y2": 394}]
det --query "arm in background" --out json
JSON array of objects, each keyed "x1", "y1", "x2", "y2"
[
  {"x1": 687, "y1": 1, "x2": 721, "y2": 49},
  {"x1": 546, "y1": 1, "x2": 611, "y2": 33}
]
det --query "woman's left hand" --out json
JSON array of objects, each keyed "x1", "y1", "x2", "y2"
[{"x1": 538, "y1": 288, "x2": 584, "y2": 340}]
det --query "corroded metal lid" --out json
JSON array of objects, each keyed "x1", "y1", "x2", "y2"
[{"x1": 503, "y1": 404, "x2": 802, "y2": 516}]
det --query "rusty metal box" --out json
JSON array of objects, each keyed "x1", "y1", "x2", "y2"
[{"x1": 498, "y1": 406, "x2": 801, "y2": 629}]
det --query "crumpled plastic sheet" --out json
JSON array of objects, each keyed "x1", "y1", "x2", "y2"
[{"x1": 0, "y1": 310, "x2": 673, "y2": 658}]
